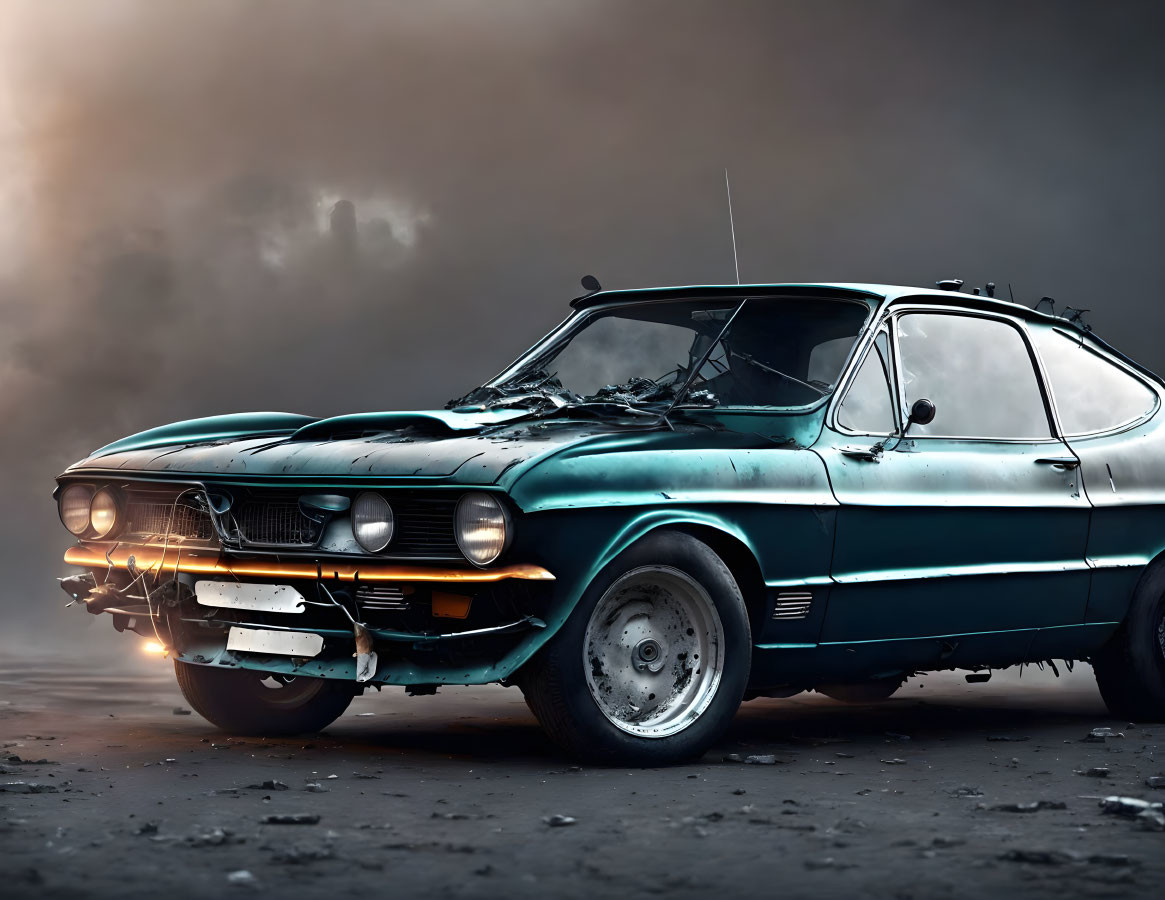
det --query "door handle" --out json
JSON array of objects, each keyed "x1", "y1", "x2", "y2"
[
  {"x1": 1035, "y1": 457, "x2": 1080, "y2": 470},
  {"x1": 839, "y1": 446, "x2": 881, "y2": 462}
]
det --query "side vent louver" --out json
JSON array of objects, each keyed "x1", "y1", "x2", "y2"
[{"x1": 772, "y1": 591, "x2": 813, "y2": 621}]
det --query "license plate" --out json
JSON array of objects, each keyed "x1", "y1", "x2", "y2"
[
  {"x1": 195, "y1": 581, "x2": 305, "y2": 614},
  {"x1": 226, "y1": 627, "x2": 324, "y2": 657}
]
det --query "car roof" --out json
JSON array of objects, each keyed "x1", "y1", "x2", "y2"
[
  {"x1": 572, "y1": 281, "x2": 1164, "y2": 389},
  {"x1": 572, "y1": 281, "x2": 1062, "y2": 325}
]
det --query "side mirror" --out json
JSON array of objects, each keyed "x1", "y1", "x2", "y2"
[{"x1": 908, "y1": 398, "x2": 936, "y2": 427}]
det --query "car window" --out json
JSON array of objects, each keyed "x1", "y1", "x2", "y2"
[
  {"x1": 836, "y1": 331, "x2": 895, "y2": 434},
  {"x1": 896, "y1": 313, "x2": 1051, "y2": 439},
  {"x1": 1030, "y1": 327, "x2": 1158, "y2": 435}
]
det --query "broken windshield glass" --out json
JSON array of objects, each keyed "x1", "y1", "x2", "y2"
[{"x1": 453, "y1": 296, "x2": 870, "y2": 411}]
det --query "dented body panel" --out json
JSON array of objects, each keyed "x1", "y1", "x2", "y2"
[{"x1": 52, "y1": 282, "x2": 1165, "y2": 694}]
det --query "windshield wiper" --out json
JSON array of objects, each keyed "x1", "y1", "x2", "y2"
[{"x1": 654, "y1": 297, "x2": 749, "y2": 428}]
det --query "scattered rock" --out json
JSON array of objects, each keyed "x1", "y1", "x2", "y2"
[
  {"x1": 723, "y1": 753, "x2": 786, "y2": 765},
  {"x1": 188, "y1": 827, "x2": 242, "y2": 847},
  {"x1": 880, "y1": 759, "x2": 907, "y2": 766},
  {"x1": 172, "y1": 707, "x2": 192, "y2": 716},
  {"x1": 1082, "y1": 727, "x2": 1125, "y2": 743},
  {"x1": 271, "y1": 844, "x2": 336, "y2": 864},
  {"x1": 226, "y1": 870, "x2": 256, "y2": 886},
  {"x1": 133, "y1": 822, "x2": 159, "y2": 836},
  {"x1": 1077, "y1": 767, "x2": 1111, "y2": 778},
  {"x1": 1135, "y1": 809, "x2": 1165, "y2": 832},
  {"x1": 1146, "y1": 776, "x2": 1165, "y2": 790},
  {"x1": 1000, "y1": 849, "x2": 1077, "y2": 865},
  {"x1": 246, "y1": 780, "x2": 289, "y2": 791},
  {"x1": 987, "y1": 735, "x2": 1030, "y2": 743},
  {"x1": 543, "y1": 814, "x2": 577, "y2": 827},
  {"x1": 303, "y1": 783, "x2": 328, "y2": 793},
  {"x1": 951, "y1": 786, "x2": 984, "y2": 798},
  {"x1": 1098, "y1": 796, "x2": 1163, "y2": 817},
  {"x1": 262, "y1": 814, "x2": 321, "y2": 825},
  {"x1": 0, "y1": 782, "x2": 58, "y2": 794},
  {"x1": 885, "y1": 732, "x2": 911, "y2": 742},
  {"x1": 990, "y1": 801, "x2": 1067, "y2": 813}
]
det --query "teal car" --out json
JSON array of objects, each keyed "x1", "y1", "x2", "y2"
[{"x1": 54, "y1": 281, "x2": 1165, "y2": 764}]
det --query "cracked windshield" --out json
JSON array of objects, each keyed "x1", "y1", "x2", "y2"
[{"x1": 487, "y1": 297, "x2": 871, "y2": 411}]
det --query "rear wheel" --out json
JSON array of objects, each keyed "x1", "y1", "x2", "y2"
[
  {"x1": 519, "y1": 531, "x2": 751, "y2": 765},
  {"x1": 174, "y1": 661, "x2": 356, "y2": 735},
  {"x1": 818, "y1": 678, "x2": 905, "y2": 704},
  {"x1": 1093, "y1": 570, "x2": 1165, "y2": 721}
]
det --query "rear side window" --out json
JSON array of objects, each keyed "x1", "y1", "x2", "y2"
[
  {"x1": 896, "y1": 313, "x2": 1051, "y2": 439},
  {"x1": 1031, "y1": 327, "x2": 1158, "y2": 435}
]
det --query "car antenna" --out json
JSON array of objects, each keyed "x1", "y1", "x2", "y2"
[{"x1": 725, "y1": 168, "x2": 740, "y2": 285}]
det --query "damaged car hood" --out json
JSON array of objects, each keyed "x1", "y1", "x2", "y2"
[{"x1": 66, "y1": 409, "x2": 630, "y2": 485}]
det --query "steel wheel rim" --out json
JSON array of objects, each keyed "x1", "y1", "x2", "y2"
[{"x1": 583, "y1": 566, "x2": 725, "y2": 739}]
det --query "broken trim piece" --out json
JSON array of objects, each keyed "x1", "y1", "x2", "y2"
[{"x1": 64, "y1": 544, "x2": 555, "y2": 583}]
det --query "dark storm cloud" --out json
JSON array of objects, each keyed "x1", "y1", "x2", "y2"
[{"x1": 1, "y1": 0, "x2": 1163, "y2": 646}]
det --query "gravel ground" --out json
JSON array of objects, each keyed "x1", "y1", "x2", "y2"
[{"x1": 0, "y1": 650, "x2": 1162, "y2": 900}]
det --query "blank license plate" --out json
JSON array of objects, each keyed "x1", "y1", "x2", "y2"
[
  {"x1": 196, "y1": 581, "x2": 305, "y2": 614},
  {"x1": 226, "y1": 627, "x2": 324, "y2": 657}
]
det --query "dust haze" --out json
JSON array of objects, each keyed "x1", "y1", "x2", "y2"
[{"x1": 1, "y1": 0, "x2": 1163, "y2": 651}]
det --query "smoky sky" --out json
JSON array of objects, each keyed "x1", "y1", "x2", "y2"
[{"x1": 1, "y1": 0, "x2": 1163, "y2": 648}]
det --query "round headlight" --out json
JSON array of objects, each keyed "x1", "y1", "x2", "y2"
[
  {"x1": 89, "y1": 487, "x2": 120, "y2": 538},
  {"x1": 455, "y1": 492, "x2": 509, "y2": 566},
  {"x1": 59, "y1": 484, "x2": 94, "y2": 536},
  {"x1": 352, "y1": 492, "x2": 394, "y2": 552}
]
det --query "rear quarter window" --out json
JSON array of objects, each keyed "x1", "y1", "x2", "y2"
[{"x1": 1030, "y1": 326, "x2": 1158, "y2": 435}]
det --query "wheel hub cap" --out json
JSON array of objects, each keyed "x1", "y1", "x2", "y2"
[{"x1": 583, "y1": 566, "x2": 725, "y2": 739}]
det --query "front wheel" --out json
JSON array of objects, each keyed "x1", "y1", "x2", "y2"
[
  {"x1": 519, "y1": 531, "x2": 751, "y2": 765},
  {"x1": 174, "y1": 661, "x2": 356, "y2": 735}
]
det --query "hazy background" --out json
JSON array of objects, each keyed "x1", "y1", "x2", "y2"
[{"x1": 1, "y1": 0, "x2": 1163, "y2": 654}]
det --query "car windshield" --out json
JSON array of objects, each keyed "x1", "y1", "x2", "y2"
[{"x1": 468, "y1": 296, "x2": 870, "y2": 410}]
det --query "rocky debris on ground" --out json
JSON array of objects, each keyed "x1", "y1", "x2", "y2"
[
  {"x1": 226, "y1": 870, "x2": 256, "y2": 886},
  {"x1": 0, "y1": 782, "x2": 58, "y2": 794},
  {"x1": 989, "y1": 801, "x2": 1067, "y2": 813},
  {"x1": 723, "y1": 753, "x2": 787, "y2": 765},
  {"x1": 246, "y1": 780, "x2": 288, "y2": 791},
  {"x1": 5, "y1": 755, "x2": 58, "y2": 765},
  {"x1": 187, "y1": 826, "x2": 244, "y2": 848},
  {"x1": 172, "y1": 708, "x2": 192, "y2": 716},
  {"x1": 950, "y1": 786, "x2": 984, "y2": 798},
  {"x1": 303, "y1": 782, "x2": 328, "y2": 793},
  {"x1": 880, "y1": 758, "x2": 907, "y2": 765},
  {"x1": 1000, "y1": 849, "x2": 1142, "y2": 867},
  {"x1": 1083, "y1": 727, "x2": 1125, "y2": 743},
  {"x1": 542, "y1": 814, "x2": 576, "y2": 827},
  {"x1": 269, "y1": 844, "x2": 336, "y2": 864},
  {"x1": 1098, "y1": 796, "x2": 1163, "y2": 817},
  {"x1": 1077, "y1": 767, "x2": 1111, "y2": 778},
  {"x1": 1146, "y1": 776, "x2": 1165, "y2": 789},
  {"x1": 986, "y1": 735, "x2": 1030, "y2": 742},
  {"x1": 261, "y1": 814, "x2": 321, "y2": 825}
]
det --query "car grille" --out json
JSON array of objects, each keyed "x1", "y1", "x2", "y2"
[
  {"x1": 125, "y1": 495, "x2": 214, "y2": 541},
  {"x1": 234, "y1": 500, "x2": 321, "y2": 547},
  {"x1": 390, "y1": 497, "x2": 461, "y2": 559}
]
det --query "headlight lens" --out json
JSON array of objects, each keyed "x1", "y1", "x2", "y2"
[
  {"x1": 89, "y1": 487, "x2": 120, "y2": 538},
  {"x1": 352, "y1": 492, "x2": 394, "y2": 552},
  {"x1": 455, "y1": 492, "x2": 509, "y2": 565},
  {"x1": 59, "y1": 484, "x2": 94, "y2": 535}
]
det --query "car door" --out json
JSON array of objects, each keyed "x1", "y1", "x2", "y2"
[
  {"x1": 1028, "y1": 323, "x2": 1165, "y2": 639},
  {"x1": 814, "y1": 306, "x2": 1092, "y2": 667}
]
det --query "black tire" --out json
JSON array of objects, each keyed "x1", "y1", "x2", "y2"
[
  {"x1": 518, "y1": 531, "x2": 751, "y2": 765},
  {"x1": 818, "y1": 678, "x2": 905, "y2": 704},
  {"x1": 1093, "y1": 566, "x2": 1165, "y2": 721},
  {"x1": 174, "y1": 661, "x2": 356, "y2": 736}
]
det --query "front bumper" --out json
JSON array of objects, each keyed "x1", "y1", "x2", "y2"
[{"x1": 62, "y1": 542, "x2": 556, "y2": 687}]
